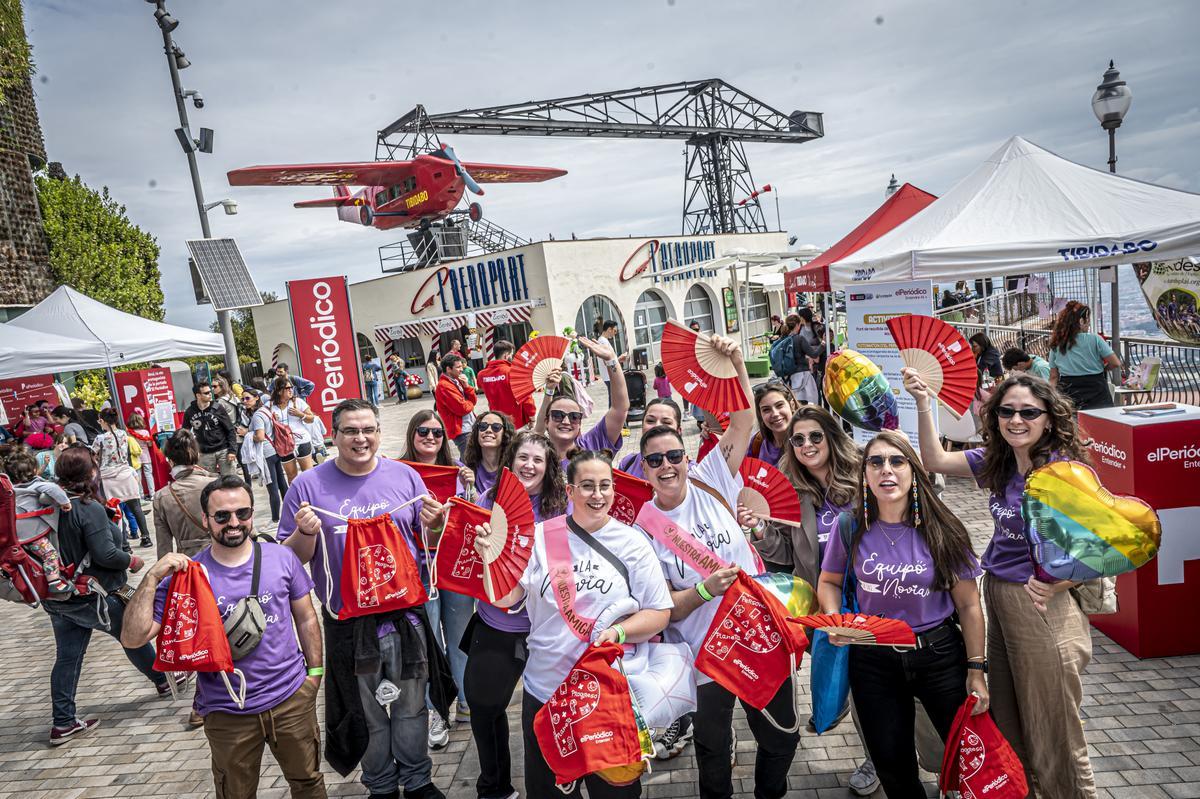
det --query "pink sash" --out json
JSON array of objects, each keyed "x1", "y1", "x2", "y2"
[
  {"x1": 543, "y1": 515, "x2": 599, "y2": 642},
  {"x1": 634, "y1": 502, "x2": 730, "y2": 578}
]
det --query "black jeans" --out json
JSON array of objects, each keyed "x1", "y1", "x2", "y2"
[
  {"x1": 122, "y1": 499, "x2": 148, "y2": 541},
  {"x1": 48, "y1": 595, "x2": 165, "y2": 727},
  {"x1": 848, "y1": 622, "x2": 967, "y2": 797},
  {"x1": 463, "y1": 616, "x2": 526, "y2": 799},
  {"x1": 522, "y1": 690, "x2": 641, "y2": 799},
  {"x1": 693, "y1": 679, "x2": 799, "y2": 799},
  {"x1": 264, "y1": 453, "x2": 288, "y2": 522}
]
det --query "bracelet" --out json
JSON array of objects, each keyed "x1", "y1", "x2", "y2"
[
  {"x1": 695, "y1": 582, "x2": 715, "y2": 602},
  {"x1": 307, "y1": 666, "x2": 325, "y2": 677},
  {"x1": 967, "y1": 655, "x2": 986, "y2": 662},
  {"x1": 613, "y1": 624, "x2": 627, "y2": 645},
  {"x1": 605, "y1": 358, "x2": 619, "y2": 371},
  {"x1": 751, "y1": 520, "x2": 766, "y2": 536},
  {"x1": 966, "y1": 661, "x2": 988, "y2": 674},
  {"x1": 917, "y1": 406, "x2": 933, "y2": 414}
]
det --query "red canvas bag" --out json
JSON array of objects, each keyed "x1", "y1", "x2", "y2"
[
  {"x1": 939, "y1": 693, "x2": 1029, "y2": 799},
  {"x1": 337, "y1": 514, "x2": 428, "y2": 619},
  {"x1": 433, "y1": 497, "x2": 490, "y2": 601},
  {"x1": 533, "y1": 642, "x2": 646, "y2": 787},
  {"x1": 154, "y1": 561, "x2": 246, "y2": 707},
  {"x1": 695, "y1": 571, "x2": 808, "y2": 714}
]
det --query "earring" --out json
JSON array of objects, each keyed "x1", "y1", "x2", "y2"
[
  {"x1": 862, "y1": 473, "x2": 870, "y2": 524},
  {"x1": 912, "y1": 482, "x2": 922, "y2": 527}
]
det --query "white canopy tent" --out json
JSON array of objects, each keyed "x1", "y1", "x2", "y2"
[
  {"x1": 828, "y1": 136, "x2": 1200, "y2": 288},
  {"x1": 0, "y1": 322, "x2": 111, "y2": 380}
]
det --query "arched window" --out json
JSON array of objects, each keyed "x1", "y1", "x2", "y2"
[
  {"x1": 634, "y1": 289, "x2": 674, "y2": 365},
  {"x1": 684, "y1": 285, "x2": 716, "y2": 333}
]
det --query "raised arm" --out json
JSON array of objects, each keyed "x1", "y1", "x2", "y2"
[
  {"x1": 531, "y1": 367, "x2": 562, "y2": 436},
  {"x1": 901, "y1": 367, "x2": 973, "y2": 478},
  {"x1": 711, "y1": 335, "x2": 755, "y2": 478},
  {"x1": 577, "y1": 336, "x2": 629, "y2": 443}
]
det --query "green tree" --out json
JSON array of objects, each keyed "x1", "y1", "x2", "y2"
[
  {"x1": 0, "y1": 0, "x2": 34, "y2": 103},
  {"x1": 211, "y1": 290, "x2": 277, "y2": 361},
  {"x1": 35, "y1": 168, "x2": 165, "y2": 319}
]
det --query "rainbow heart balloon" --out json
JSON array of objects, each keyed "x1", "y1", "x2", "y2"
[
  {"x1": 752, "y1": 572, "x2": 816, "y2": 617},
  {"x1": 822, "y1": 350, "x2": 899, "y2": 432},
  {"x1": 1021, "y1": 460, "x2": 1161, "y2": 582}
]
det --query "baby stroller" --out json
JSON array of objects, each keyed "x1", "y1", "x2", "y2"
[{"x1": 624, "y1": 369, "x2": 647, "y2": 426}]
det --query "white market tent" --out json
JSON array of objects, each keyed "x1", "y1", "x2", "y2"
[
  {"x1": 7, "y1": 285, "x2": 224, "y2": 369},
  {"x1": 0, "y1": 322, "x2": 111, "y2": 380},
  {"x1": 828, "y1": 136, "x2": 1200, "y2": 288}
]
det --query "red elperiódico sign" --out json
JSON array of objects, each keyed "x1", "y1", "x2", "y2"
[{"x1": 286, "y1": 276, "x2": 363, "y2": 433}]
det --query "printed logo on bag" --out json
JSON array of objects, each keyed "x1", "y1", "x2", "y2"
[
  {"x1": 357, "y1": 544, "x2": 399, "y2": 608},
  {"x1": 959, "y1": 730, "x2": 986, "y2": 780},
  {"x1": 548, "y1": 669, "x2": 602, "y2": 757},
  {"x1": 451, "y1": 520, "x2": 482, "y2": 580},
  {"x1": 610, "y1": 493, "x2": 637, "y2": 525},
  {"x1": 163, "y1": 594, "x2": 199, "y2": 644},
  {"x1": 703, "y1": 594, "x2": 782, "y2": 677}
]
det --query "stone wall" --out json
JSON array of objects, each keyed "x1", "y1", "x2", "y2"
[{"x1": 0, "y1": 65, "x2": 54, "y2": 310}]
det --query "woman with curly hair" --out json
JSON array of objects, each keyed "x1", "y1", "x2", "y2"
[
  {"x1": 460, "y1": 410, "x2": 514, "y2": 501},
  {"x1": 1047, "y1": 300, "x2": 1122, "y2": 410},
  {"x1": 903, "y1": 368, "x2": 1096, "y2": 796}
]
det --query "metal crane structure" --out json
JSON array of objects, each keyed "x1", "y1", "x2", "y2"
[{"x1": 374, "y1": 79, "x2": 824, "y2": 271}]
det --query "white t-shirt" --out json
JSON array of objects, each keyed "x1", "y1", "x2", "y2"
[
  {"x1": 268, "y1": 399, "x2": 312, "y2": 445},
  {"x1": 642, "y1": 450, "x2": 763, "y2": 683},
  {"x1": 519, "y1": 517, "x2": 674, "y2": 703}
]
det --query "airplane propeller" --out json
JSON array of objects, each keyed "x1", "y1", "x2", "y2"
[{"x1": 436, "y1": 144, "x2": 484, "y2": 196}]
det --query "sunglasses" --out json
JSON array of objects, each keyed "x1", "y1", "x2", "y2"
[
  {"x1": 865, "y1": 455, "x2": 910, "y2": 471},
  {"x1": 211, "y1": 507, "x2": 254, "y2": 524},
  {"x1": 789, "y1": 431, "x2": 825, "y2": 447},
  {"x1": 416, "y1": 426, "x2": 445, "y2": 439},
  {"x1": 995, "y1": 406, "x2": 1048, "y2": 420},
  {"x1": 549, "y1": 409, "x2": 584, "y2": 424},
  {"x1": 644, "y1": 449, "x2": 686, "y2": 468},
  {"x1": 477, "y1": 422, "x2": 505, "y2": 434}
]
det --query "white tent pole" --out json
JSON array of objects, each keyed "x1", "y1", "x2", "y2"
[{"x1": 105, "y1": 365, "x2": 124, "y2": 428}]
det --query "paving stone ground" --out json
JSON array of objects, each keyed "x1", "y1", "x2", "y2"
[{"x1": 2, "y1": 383, "x2": 1198, "y2": 798}]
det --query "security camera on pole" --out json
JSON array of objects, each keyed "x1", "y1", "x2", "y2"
[{"x1": 147, "y1": 0, "x2": 243, "y2": 382}]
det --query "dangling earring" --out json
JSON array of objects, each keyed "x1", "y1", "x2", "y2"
[
  {"x1": 912, "y1": 481, "x2": 922, "y2": 527},
  {"x1": 862, "y1": 473, "x2": 870, "y2": 524}
]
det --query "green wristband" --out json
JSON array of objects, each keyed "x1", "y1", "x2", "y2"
[
  {"x1": 613, "y1": 624, "x2": 627, "y2": 645},
  {"x1": 696, "y1": 582, "x2": 715, "y2": 602},
  {"x1": 307, "y1": 666, "x2": 324, "y2": 677}
]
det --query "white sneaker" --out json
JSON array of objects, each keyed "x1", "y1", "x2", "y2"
[
  {"x1": 848, "y1": 758, "x2": 880, "y2": 796},
  {"x1": 427, "y1": 713, "x2": 449, "y2": 750}
]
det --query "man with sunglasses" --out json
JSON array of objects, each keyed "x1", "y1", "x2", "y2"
[{"x1": 123, "y1": 476, "x2": 326, "y2": 797}]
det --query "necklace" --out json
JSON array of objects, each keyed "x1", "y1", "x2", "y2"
[{"x1": 878, "y1": 523, "x2": 911, "y2": 547}]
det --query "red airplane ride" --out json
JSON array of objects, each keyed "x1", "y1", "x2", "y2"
[{"x1": 227, "y1": 144, "x2": 566, "y2": 231}]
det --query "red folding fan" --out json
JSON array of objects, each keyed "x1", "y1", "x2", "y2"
[
  {"x1": 481, "y1": 468, "x2": 537, "y2": 603},
  {"x1": 610, "y1": 468, "x2": 654, "y2": 526},
  {"x1": 737, "y1": 457, "x2": 803, "y2": 525},
  {"x1": 795, "y1": 612, "x2": 916, "y2": 648},
  {"x1": 885, "y1": 314, "x2": 976, "y2": 419},
  {"x1": 399, "y1": 460, "x2": 459, "y2": 505},
  {"x1": 510, "y1": 335, "x2": 571, "y2": 402},
  {"x1": 660, "y1": 320, "x2": 749, "y2": 414}
]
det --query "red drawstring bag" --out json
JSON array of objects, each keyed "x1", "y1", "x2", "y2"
[
  {"x1": 939, "y1": 693, "x2": 1029, "y2": 799},
  {"x1": 610, "y1": 469, "x2": 653, "y2": 525},
  {"x1": 433, "y1": 497, "x2": 490, "y2": 600},
  {"x1": 695, "y1": 571, "x2": 808, "y2": 717},
  {"x1": 337, "y1": 514, "x2": 428, "y2": 619},
  {"x1": 154, "y1": 561, "x2": 246, "y2": 708},
  {"x1": 533, "y1": 642, "x2": 646, "y2": 787}
]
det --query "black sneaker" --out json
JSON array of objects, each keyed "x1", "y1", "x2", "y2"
[
  {"x1": 139, "y1": 537, "x2": 153, "y2": 548},
  {"x1": 49, "y1": 718, "x2": 99, "y2": 746},
  {"x1": 403, "y1": 784, "x2": 446, "y2": 799},
  {"x1": 368, "y1": 792, "x2": 399, "y2": 799},
  {"x1": 653, "y1": 714, "x2": 694, "y2": 760}
]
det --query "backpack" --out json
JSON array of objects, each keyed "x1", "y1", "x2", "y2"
[
  {"x1": 0, "y1": 474, "x2": 90, "y2": 607},
  {"x1": 769, "y1": 334, "x2": 798, "y2": 379},
  {"x1": 258, "y1": 408, "x2": 295, "y2": 458}
]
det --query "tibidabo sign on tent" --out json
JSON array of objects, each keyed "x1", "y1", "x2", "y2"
[{"x1": 287, "y1": 276, "x2": 363, "y2": 433}]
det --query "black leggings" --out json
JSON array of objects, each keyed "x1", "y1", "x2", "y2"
[
  {"x1": 122, "y1": 499, "x2": 148, "y2": 540},
  {"x1": 693, "y1": 679, "x2": 799, "y2": 799},
  {"x1": 522, "y1": 689, "x2": 641, "y2": 799},
  {"x1": 264, "y1": 454, "x2": 288, "y2": 522},
  {"x1": 463, "y1": 616, "x2": 526, "y2": 799}
]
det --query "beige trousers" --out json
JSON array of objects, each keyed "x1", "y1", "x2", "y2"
[{"x1": 983, "y1": 574, "x2": 1096, "y2": 798}]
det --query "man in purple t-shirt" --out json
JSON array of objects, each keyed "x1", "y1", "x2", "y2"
[
  {"x1": 281, "y1": 398, "x2": 451, "y2": 799},
  {"x1": 122, "y1": 476, "x2": 325, "y2": 798}
]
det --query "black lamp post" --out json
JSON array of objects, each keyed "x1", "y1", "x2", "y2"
[{"x1": 1092, "y1": 60, "x2": 1132, "y2": 363}]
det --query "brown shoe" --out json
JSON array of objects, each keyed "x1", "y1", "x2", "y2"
[{"x1": 188, "y1": 710, "x2": 205, "y2": 728}]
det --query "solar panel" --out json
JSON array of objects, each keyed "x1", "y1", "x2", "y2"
[{"x1": 185, "y1": 238, "x2": 263, "y2": 312}]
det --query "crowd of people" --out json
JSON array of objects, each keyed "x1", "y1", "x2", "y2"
[{"x1": 0, "y1": 306, "x2": 1115, "y2": 799}]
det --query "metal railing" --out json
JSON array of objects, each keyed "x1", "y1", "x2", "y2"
[{"x1": 378, "y1": 218, "x2": 530, "y2": 273}]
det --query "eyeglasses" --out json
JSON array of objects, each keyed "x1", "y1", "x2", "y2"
[
  {"x1": 477, "y1": 422, "x2": 505, "y2": 434},
  {"x1": 644, "y1": 449, "x2": 686, "y2": 468},
  {"x1": 865, "y1": 455, "x2": 910, "y2": 471},
  {"x1": 416, "y1": 426, "x2": 445, "y2": 439},
  {"x1": 211, "y1": 507, "x2": 254, "y2": 524},
  {"x1": 789, "y1": 431, "x2": 825, "y2": 447},
  {"x1": 572, "y1": 481, "x2": 613, "y2": 495},
  {"x1": 337, "y1": 426, "x2": 379, "y2": 438},
  {"x1": 995, "y1": 406, "x2": 1048, "y2": 420},
  {"x1": 549, "y1": 409, "x2": 584, "y2": 424},
  {"x1": 197, "y1": 390, "x2": 212, "y2": 396}
]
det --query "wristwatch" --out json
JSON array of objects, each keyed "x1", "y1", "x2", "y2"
[{"x1": 966, "y1": 661, "x2": 989, "y2": 674}]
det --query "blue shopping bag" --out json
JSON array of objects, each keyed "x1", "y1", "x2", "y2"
[{"x1": 809, "y1": 513, "x2": 858, "y2": 734}]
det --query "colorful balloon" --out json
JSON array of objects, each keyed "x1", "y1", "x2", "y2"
[
  {"x1": 822, "y1": 350, "x2": 899, "y2": 432},
  {"x1": 752, "y1": 572, "x2": 816, "y2": 617},
  {"x1": 1021, "y1": 460, "x2": 1161, "y2": 582}
]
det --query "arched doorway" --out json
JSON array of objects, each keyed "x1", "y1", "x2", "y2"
[
  {"x1": 683, "y1": 284, "x2": 717, "y2": 333},
  {"x1": 573, "y1": 294, "x2": 627, "y2": 354},
  {"x1": 633, "y1": 289, "x2": 674, "y2": 366},
  {"x1": 357, "y1": 333, "x2": 379, "y2": 366}
]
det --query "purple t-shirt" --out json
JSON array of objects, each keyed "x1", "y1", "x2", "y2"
[
  {"x1": 472, "y1": 463, "x2": 498, "y2": 498},
  {"x1": 964, "y1": 448, "x2": 1035, "y2": 583},
  {"x1": 154, "y1": 543, "x2": 314, "y2": 715},
  {"x1": 561, "y1": 419, "x2": 623, "y2": 472},
  {"x1": 751, "y1": 436, "x2": 784, "y2": 468},
  {"x1": 816, "y1": 496, "x2": 852, "y2": 561},
  {"x1": 474, "y1": 491, "x2": 551, "y2": 634},
  {"x1": 277, "y1": 458, "x2": 426, "y2": 615},
  {"x1": 821, "y1": 519, "x2": 981, "y2": 633}
]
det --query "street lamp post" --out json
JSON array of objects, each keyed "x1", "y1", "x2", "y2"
[
  {"x1": 148, "y1": 0, "x2": 242, "y2": 383},
  {"x1": 1092, "y1": 60, "x2": 1133, "y2": 367}
]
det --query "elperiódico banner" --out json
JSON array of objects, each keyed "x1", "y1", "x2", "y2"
[{"x1": 286, "y1": 276, "x2": 363, "y2": 434}]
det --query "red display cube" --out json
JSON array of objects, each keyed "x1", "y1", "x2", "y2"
[{"x1": 115, "y1": 368, "x2": 178, "y2": 434}]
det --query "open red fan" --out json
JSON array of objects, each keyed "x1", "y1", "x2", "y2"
[
  {"x1": 885, "y1": 314, "x2": 976, "y2": 418},
  {"x1": 610, "y1": 468, "x2": 654, "y2": 526},
  {"x1": 660, "y1": 320, "x2": 748, "y2": 414},
  {"x1": 738, "y1": 457, "x2": 803, "y2": 524},
  {"x1": 399, "y1": 460, "x2": 459, "y2": 505},
  {"x1": 434, "y1": 469, "x2": 536, "y2": 603},
  {"x1": 795, "y1": 612, "x2": 916, "y2": 648},
  {"x1": 510, "y1": 335, "x2": 571, "y2": 402}
]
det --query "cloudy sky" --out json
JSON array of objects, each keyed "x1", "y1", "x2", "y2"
[{"x1": 23, "y1": 0, "x2": 1200, "y2": 330}]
